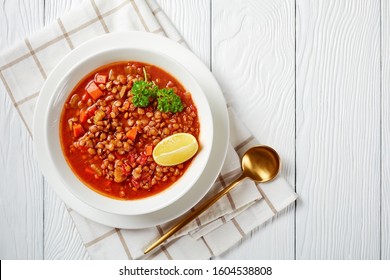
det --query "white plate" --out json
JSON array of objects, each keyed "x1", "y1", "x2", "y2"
[{"x1": 33, "y1": 32, "x2": 229, "y2": 229}]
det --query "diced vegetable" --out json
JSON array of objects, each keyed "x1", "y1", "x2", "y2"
[
  {"x1": 86, "y1": 104, "x2": 97, "y2": 116},
  {"x1": 109, "y1": 69, "x2": 115, "y2": 81},
  {"x1": 119, "y1": 85, "x2": 127, "y2": 98},
  {"x1": 139, "y1": 155, "x2": 147, "y2": 165},
  {"x1": 82, "y1": 93, "x2": 91, "y2": 101},
  {"x1": 105, "y1": 106, "x2": 112, "y2": 116},
  {"x1": 126, "y1": 127, "x2": 138, "y2": 140},
  {"x1": 68, "y1": 119, "x2": 74, "y2": 131},
  {"x1": 86, "y1": 81, "x2": 103, "y2": 100},
  {"x1": 73, "y1": 123, "x2": 85, "y2": 138},
  {"x1": 145, "y1": 145, "x2": 153, "y2": 156},
  {"x1": 69, "y1": 94, "x2": 80, "y2": 108},
  {"x1": 95, "y1": 74, "x2": 107, "y2": 84},
  {"x1": 79, "y1": 108, "x2": 88, "y2": 123},
  {"x1": 93, "y1": 109, "x2": 105, "y2": 123}
]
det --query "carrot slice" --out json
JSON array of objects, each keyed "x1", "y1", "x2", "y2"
[
  {"x1": 73, "y1": 123, "x2": 85, "y2": 138},
  {"x1": 126, "y1": 127, "x2": 138, "y2": 140},
  {"x1": 145, "y1": 145, "x2": 153, "y2": 156},
  {"x1": 86, "y1": 81, "x2": 103, "y2": 100},
  {"x1": 79, "y1": 108, "x2": 88, "y2": 123},
  {"x1": 95, "y1": 74, "x2": 107, "y2": 84}
]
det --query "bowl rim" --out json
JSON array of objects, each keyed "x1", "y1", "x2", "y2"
[
  {"x1": 44, "y1": 46, "x2": 213, "y2": 215},
  {"x1": 33, "y1": 31, "x2": 229, "y2": 228}
]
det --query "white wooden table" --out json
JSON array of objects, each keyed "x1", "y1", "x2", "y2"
[{"x1": 0, "y1": 0, "x2": 389, "y2": 260}]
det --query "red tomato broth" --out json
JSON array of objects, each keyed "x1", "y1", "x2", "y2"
[{"x1": 60, "y1": 61, "x2": 200, "y2": 200}]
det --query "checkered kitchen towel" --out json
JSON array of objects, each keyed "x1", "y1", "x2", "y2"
[{"x1": 0, "y1": 0, "x2": 297, "y2": 259}]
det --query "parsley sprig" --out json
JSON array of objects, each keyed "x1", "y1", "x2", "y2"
[
  {"x1": 131, "y1": 80, "x2": 184, "y2": 113},
  {"x1": 157, "y1": 88, "x2": 184, "y2": 113},
  {"x1": 131, "y1": 80, "x2": 158, "y2": 107}
]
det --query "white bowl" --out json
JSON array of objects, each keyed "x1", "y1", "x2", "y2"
[{"x1": 44, "y1": 47, "x2": 213, "y2": 215}]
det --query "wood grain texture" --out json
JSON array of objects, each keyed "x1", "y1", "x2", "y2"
[
  {"x1": 157, "y1": 0, "x2": 211, "y2": 68},
  {"x1": 42, "y1": 0, "x2": 89, "y2": 260},
  {"x1": 296, "y1": 0, "x2": 381, "y2": 259},
  {"x1": 44, "y1": 0, "x2": 81, "y2": 24},
  {"x1": 213, "y1": 0, "x2": 295, "y2": 259},
  {"x1": 381, "y1": 0, "x2": 390, "y2": 260},
  {"x1": 44, "y1": 182, "x2": 89, "y2": 259},
  {"x1": 0, "y1": 0, "x2": 44, "y2": 259}
]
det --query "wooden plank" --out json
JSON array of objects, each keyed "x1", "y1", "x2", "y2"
[
  {"x1": 43, "y1": 0, "x2": 89, "y2": 260},
  {"x1": 296, "y1": 0, "x2": 381, "y2": 259},
  {"x1": 44, "y1": 0, "x2": 82, "y2": 24},
  {"x1": 213, "y1": 0, "x2": 296, "y2": 259},
  {"x1": 381, "y1": 0, "x2": 390, "y2": 260},
  {"x1": 157, "y1": 0, "x2": 211, "y2": 67},
  {"x1": 0, "y1": 0, "x2": 44, "y2": 259},
  {"x1": 44, "y1": 181, "x2": 89, "y2": 259}
]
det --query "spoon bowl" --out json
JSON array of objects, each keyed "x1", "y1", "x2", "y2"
[{"x1": 242, "y1": 146, "x2": 281, "y2": 182}]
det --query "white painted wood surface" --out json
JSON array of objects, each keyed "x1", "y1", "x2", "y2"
[
  {"x1": 382, "y1": 0, "x2": 390, "y2": 260},
  {"x1": 296, "y1": 0, "x2": 381, "y2": 259},
  {"x1": 0, "y1": 0, "x2": 389, "y2": 260},
  {"x1": 212, "y1": 0, "x2": 296, "y2": 259},
  {"x1": 0, "y1": 0, "x2": 44, "y2": 260}
]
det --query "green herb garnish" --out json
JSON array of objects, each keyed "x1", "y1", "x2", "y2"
[
  {"x1": 131, "y1": 80, "x2": 158, "y2": 107},
  {"x1": 157, "y1": 88, "x2": 184, "y2": 113},
  {"x1": 131, "y1": 80, "x2": 184, "y2": 113}
]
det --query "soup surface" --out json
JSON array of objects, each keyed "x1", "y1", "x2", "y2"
[{"x1": 60, "y1": 61, "x2": 200, "y2": 200}]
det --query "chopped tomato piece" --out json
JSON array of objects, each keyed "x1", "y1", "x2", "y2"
[
  {"x1": 145, "y1": 145, "x2": 153, "y2": 156},
  {"x1": 126, "y1": 127, "x2": 138, "y2": 140},
  {"x1": 82, "y1": 92, "x2": 91, "y2": 101},
  {"x1": 86, "y1": 81, "x2": 103, "y2": 100},
  {"x1": 105, "y1": 106, "x2": 112, "y2": 116},
  {"x1": 129, "y1": 153, "x2": 136, "y2": 163},
  {"x1": 93, "y1": 110, "x2": 105, "y2": 123},
  {"x1": 73, "y1": 123, "x2": 85, "y2": 138},
  {"x1": 95, "y1": 74, "x2": 107, "y2": 84},
  {"x1": 79, "y1": 108, "x2": 88, "y2": 123},
  {"x1": 86, "y1": 104, "x2": 97, "y2": 116},
  {"x1": 139, "y1": 155, "x2": 147, "y2": 165}
]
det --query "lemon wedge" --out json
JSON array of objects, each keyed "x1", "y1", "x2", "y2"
[{"x1": 153, "y1": 133, "x2": 199, "y2": 166}]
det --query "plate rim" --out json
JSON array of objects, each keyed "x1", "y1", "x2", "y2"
[{"x1": 33, "y1": 31, "x2": 230, "y2": 229}]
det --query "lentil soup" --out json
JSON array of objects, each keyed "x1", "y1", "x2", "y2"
[{"x1": 60, "y1": 61, "x2": 200, "y2": 200}]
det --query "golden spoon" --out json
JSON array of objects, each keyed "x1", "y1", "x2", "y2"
[{"x1": 144, "y1": 145, "x2": 281, "y2": 254}]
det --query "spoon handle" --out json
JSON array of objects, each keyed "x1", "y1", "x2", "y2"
[{"x1": 144, "y1": 173, "x2": 247, "y2": 254}]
